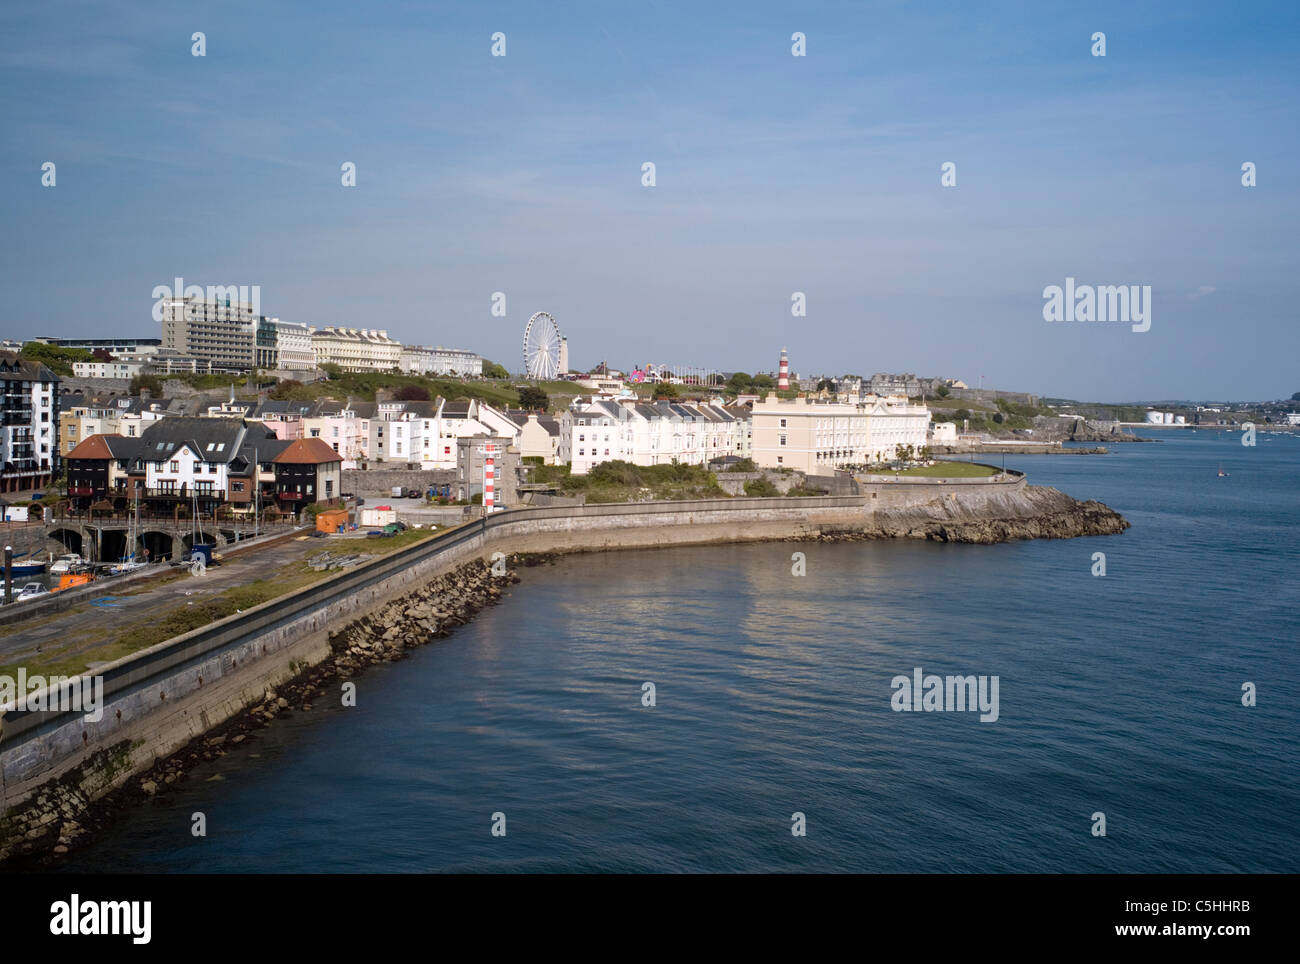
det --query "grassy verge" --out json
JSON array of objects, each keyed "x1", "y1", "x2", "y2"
[
  {"x1": 885, "y1": 462, "x2": 1000, "y2": 478},
  {"x1": 529, "y1": 460, "x2": 730, "y2": 503}
]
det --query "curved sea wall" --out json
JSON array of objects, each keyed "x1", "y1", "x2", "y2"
[{"x1": 0, "y1": 482, "x2": 1126, "y2": 861}]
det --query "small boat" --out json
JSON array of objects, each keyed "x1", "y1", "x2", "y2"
[
  {"x1": 15, "y1": 582, "x2": 50, "y2": 602},
  {"x1": 1217, "y1": 463, "x2": 1228, "y2": 477},
  {"x1": 54, "y1": 569, "x2": 95, "y2": 592},
  {"x1": 49, "y1": 553, "x2": 85, "y2": 575},
  {"x1": 108, "y1": 558, "x2": 149, "y2": 576},
  {"x1": 9, "y1": 560, "x2": 46, "y2": 576}
]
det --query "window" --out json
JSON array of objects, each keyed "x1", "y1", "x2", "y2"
[
  {"x1": 170, "y1": 460, "x2": 179, "y2": 471},
  {"x1": 193, "y1": 462, "x2": 202, "y2": 473},
  {"x1": 779, "y1": 418, "x2": 787, "y2": 428},
  {"x1": 779, "y1": 435, "x2": 787, "y2": 446},
  {"x1": 233, "y1": 481, "x2": 245, "y2": 493},
  {"x1": 777, "y1": 456, "x2": 784, "y2": 464}
]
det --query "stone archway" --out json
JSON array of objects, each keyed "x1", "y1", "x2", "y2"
[
  {"x1": 99, "y1": 529, "x2": 129, "y2": 564},
  {"x1": 46, "y1": 527, "x2": 83, "y2": 556},
  {"x1": 138, "y1": 530, "x2": 175, "y2": 562},
  {"x1": 180, "y1": 530, "x2": 219, "y2": 552}
]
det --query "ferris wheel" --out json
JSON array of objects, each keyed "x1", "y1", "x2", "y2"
[{"x1": 523, "y1": 311, "x2": 562, "y2": 380}]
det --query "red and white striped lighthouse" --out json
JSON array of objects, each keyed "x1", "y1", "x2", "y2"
[
  {"x1": 478, "y1": 441, "x2": 497, "y2": 513},
  {"x1": 777, "y1": 347, "x2": 790, "y2": 390}
]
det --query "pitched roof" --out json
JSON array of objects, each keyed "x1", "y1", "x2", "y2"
[
  {"x1": 137, "y1": 416, "x2": 276, "y2": 464},
  {"x1": 272, "y1": 437, "x2": 344, "y2": 464},
  {"x1": 0, "y1": 351, "x2": 59, "y2": 382},
  {"x1": 65, "y1": 434, "x2": 119, "y2": 461}
]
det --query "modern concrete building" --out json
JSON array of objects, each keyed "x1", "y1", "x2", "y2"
[
  {"x1": 160, "y1": 295, "x2": 258, "y2": 371},
  {"x1": 0, "y1": 352, "x2": 59, "y2": 493},
  {"x1": 750, "y1": 393, "x2": 931, "y2": 473},
  {"x1": 33, "y1": 336, "x2": 162, "y2": 359}
]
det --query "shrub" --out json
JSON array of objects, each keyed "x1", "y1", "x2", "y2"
[{"x1": 744, "y1": 478, "x2": 779, "y2": 497}]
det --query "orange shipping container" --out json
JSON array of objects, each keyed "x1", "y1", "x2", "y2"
[{"x1": 315, "y1": 509, "x2": 350, "y2": 533}]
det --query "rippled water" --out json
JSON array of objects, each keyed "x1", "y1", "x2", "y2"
[{"x1": 46, "y1": 430, "x2": 1300, "y2": 872}]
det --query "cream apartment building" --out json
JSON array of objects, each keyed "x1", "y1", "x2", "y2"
[
  {"x1": 311, "y1": 327, "x2": 402, "y2": 373},
  {"x1": 751, "y1": 393, "x2": 930, "y2": 473}
]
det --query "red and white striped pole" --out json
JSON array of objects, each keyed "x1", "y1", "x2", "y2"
[{"x1": 480, "y1": 442, "x2": 497, "y2": 514}]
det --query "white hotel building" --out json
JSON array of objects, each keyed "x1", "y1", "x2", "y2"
[
  {"x1": 750, "y1": 393, "x2": 931, "y2": 472},
  {"x1": 272, "y1": 320, "x2": 316, "y2": 371},
  {"x1": 399, "y1": 345, "x2": 484, "y2": 377},
  {"x1": 559, "y1": 397, "x2": 750, "y2": 474}
]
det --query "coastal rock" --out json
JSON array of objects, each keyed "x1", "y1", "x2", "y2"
[{"x1": 860, "y1": 485, "x2": 1128, "y2": 543}]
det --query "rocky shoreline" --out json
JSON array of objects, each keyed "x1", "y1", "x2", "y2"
[
  {"x1": 794, "y1": 485, "x2": 1129, "y2": 544},
  {"x1": 1, "y1": 557, "x2": 526, "y2": 865}
]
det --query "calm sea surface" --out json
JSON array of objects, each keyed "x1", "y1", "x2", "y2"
[{"x1": 47, "y1": 430, "x2": 1300, "y2": 872}]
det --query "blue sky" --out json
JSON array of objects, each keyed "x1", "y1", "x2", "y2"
[{"x1": 2, "y1": 0, "x2": 1297, "y2": 400}]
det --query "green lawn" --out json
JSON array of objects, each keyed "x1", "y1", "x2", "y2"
[{"x1": 887, "y1": 461, "x2": 1001, "y2": 478}]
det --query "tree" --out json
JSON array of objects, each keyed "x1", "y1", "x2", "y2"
[
  {"x1": 1291, "y1": 392, "x2": 1300, "y2": 401},
  {"x1": 18, "y1": 341, "x2": 93, "y2": 376},
  {"x1": 129, "y1": 373, "x2": 164, "y2": 397},
  {"x1": 482, "y1": 359, "x2": 510, "y2": 379},
  {"x1": 816, "y1": 378, "x2": 836, "y2": 393},
  {"x1": 394, "y1": 384, "x2": 431, "y2": 401},
  {"x1": 936, "y1": 384, "x2": 951, "y2": 398},
  {"x1": 752, "y1": 374, "x2": 775, "y2": 389},
  {"x1": 518, "y1": 386, "x2": 549, "y2": 410},
  {"x1": 727, "y1": 372, "x2": 753, "y2": 392},
  {"x1": 269, "y1": 379, "x2": 303, "y2": 400},
  {"x1": 654, "y1": 383, "x2": 680, "y2": 399},
  {"x1": 320, "y1": 362, "x2": 343, "y2": 379}
]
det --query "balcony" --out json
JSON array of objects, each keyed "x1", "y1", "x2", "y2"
[
  {"x1": 67, "y1": 485, "x2": 96, "y2": 496},
  {"x1": 277, "y1": 491, "x2": 306, "y2": 501}
]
